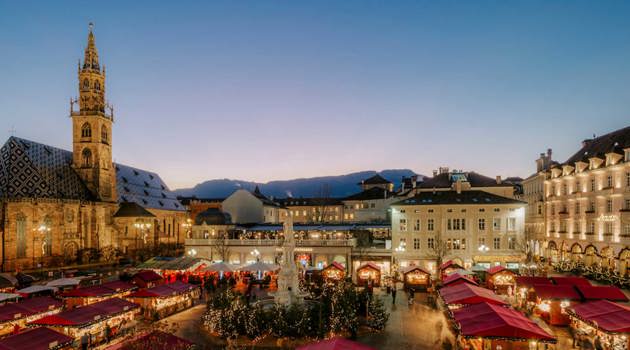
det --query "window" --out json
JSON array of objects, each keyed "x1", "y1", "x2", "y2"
[
  {"x1": 427, "y1": 219, "x2": 434, "y2": 231},
  {"x1": 607, "y1": 199, "x2": 613, "y2": 213},
  {"x1": 537, "y1": 205, "x2": 542, "y2": 215},
  {"x1": 625, "y1": 224, "x2": 630, "y2": 236},
  {"x1": 43, "y1": 216, "x2": 52, "y2": 256},
  {"x1": 83, "y1": 79, "x2": 89, "y2": 89},
  {"x1": 461, "y1": 238, "x2": 466, "y2": 250},
  {"x1": 81, "y1": 148, "x2": 92, "y2": 168},
  {"x1": 446, "y1": 239, "x2": 452, "y2": 250},
  {"x1": 94, "y1": 80, "x2": 100, "y2": 91},
  {"x1": 493, "y1": 237, "x2": 501, "y2": 250},
  {"x1": 575, "y1": 202, "x2": 580, "y2": 214},
  {"x1": 428, "y1": 209, "x2": 434, "y2": 213},
  {"x1": 576, "y1": 180, "x2": 581, "y2": 192},
  {"x1": 607, "y1": 175, "x2": 613, "y2": 188},
  {"x1": 413, "y1": 238, "x2": 420, "y2": 250},
  {"x1": 478, "y1": 237, "x2": 485, "y2": 247},
  {"x1": 427, "y1": 237, "x2": 435, "y2": 249},
  {"x1": 591, "y1": 179, "x2": 595, "y2": 191},
  {"x1": 101, "y1": 126, "x2": 108, "y2": 143},
  {"x1": 590, "y1": 222, "x2": 595, "y2": 234},
  {"x1": 81, "y1": 123, "x2": 92, "y2": 138},
  {"x1": 627, "y1": 172, "x2": 630, "y2": 187},
  {"x1": 493, "y1": 218, "x2": 501, "y2": 231},
  {"x1": 605, "y1": 222, "x2": 613, "y2": 234},
  {"x1": 508, "y1": 237, "x2": 516, "y2": 250},
  {"x1": 479, "y1": 208, "x2": 485, "y2": 212},
  {"x1": 16, "y1": 214, "x2": 27, "y2": 258},
  {"x1": 562, "y1": 184, "x2": 567, "y2": 195},
  {"x1": 413, "y1": 219, "x2": 420, "y2": 231},
  {"x1": 453, "y1": 239, "x2": 461, "y2": 250},
  {"x1": 589, "y1": 201, "x2": 595, "y2": 212},
  {"x1": 507, "y1": 217, "x2": 516, "y2": 231},
  {"x1": 478, "y1": 218, "x2": 486, "y2": 230},
  {"x1": 493, "y1": 208, "x2": 500, "y2": 212},
  {"x1": 399, "y1": 218, "x2": 407, "y2": 231},
  {"x1": 447, "y1": 219, "x2": 452, "y2": 230},
  {"x1": 625, "y1": 199, "x2": 630, "y2": 210}
]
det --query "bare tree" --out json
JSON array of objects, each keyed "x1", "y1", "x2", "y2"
[
  {"x1": 426, "y1": 232, "x2": 451, "y2": 279},
  {"x1": 312, "y1": 184, "x2": 333, "y2": 223},
  {"x1": 211, "y1": 232, "x2": 231, "y2": 262}
]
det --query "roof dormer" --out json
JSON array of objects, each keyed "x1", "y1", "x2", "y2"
[
  {"x1": 562, "y1": 165, "x2": 574, "y2": 176},
  {"x1": 589, "y1": 157, "x2": 604, "y2": 170}
]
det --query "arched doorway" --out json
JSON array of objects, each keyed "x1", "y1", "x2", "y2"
[
  {"x1": 547, "y1": 241, "x2": 559, "y2": 263},
  {"x1": 333, "y1": 255, "x2": 347, "y2": 267},
  {"x1": 584, "y1": 245, "x2": 598, "y2": 266},
  {"x1": 63, "y1": 242, "x2": 79, "y2": 265},
  {"x1": 618, "y1": 248, "x2": 630, "y2": 276},
  {"x1": 570, "y1": 243, "x2": 583, "y2": 262},
  {"x1": 601, "y1": 247, "x2": 615, "y2": 269},
  {"x1": 560, "y1": 241, "x2": 570, "y2": 261}
]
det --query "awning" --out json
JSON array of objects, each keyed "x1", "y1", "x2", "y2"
[
  {"x1": 440, "y1": 283, "x2": 507, "y2": 306},
  {"x1": 515, "y1": 276, "x2": 552, "y2": 288},
  {"x1": 452, "y1": 302, "x2": 556, "y2": 342},
  {"x1": 442, "y1": 273, "x2": 478, "y2": 287},
  {"x1": 0, "y1": 327, "x2": 74, "y2": 350},
  {"x1": 296, "y1": 337, "x2": 377, "y2": 350},
  {"x1": 0, "y1": 297, "x2": 62, "y2": 323},
  {"x1": 439, "y1": 260, "x2": 463, "y2": 271},
  {"x1": 569, "y1": 300, "x2": 630, "y2": 333},
  {"x1": 204, "y1": 262, "x2": 237, "y2": 273},
  {"x1": 531, "y1": 284, "x2": 581, "y2": 301},
  {"x1": 239, "y1": 261, "x2": 279, "y2": 272},
  {"x1": 0, "y1": 293, "x2": 20, "y2": 303},
  {"x1": 106, "y1": 330, "x2": 195, "y2": 350},
  {"x1": 46, "y1": 278, "x2": 81, "y2": 288},
  {"x1": 575, "y1": 285, "x2": 629, "y2": 302},
  {"x1": 127, "y1": 282, "x2": 196, "y2": 298},
  {"x1": 551, "y1": 276, "x2": 590, "y2": 287},
  {"x1": 17, "y1": 285, "x2": 58, "y2": 295},
  {"x1": 30, "y1": 298, "x2": 138, "y2": 327}
]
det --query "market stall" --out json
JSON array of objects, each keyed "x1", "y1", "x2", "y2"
[
  {"x1": 125, "y1": 281, "x2": 199, "y2": 319},
  {"x1": 356, "y1": 263, "x2": 381, "y2": 287},
  {"x1": 568, "y1": 300, "x2": 630, "y2": 350},
  {"x1": 402, "y1": 266, "x2": 431, "y2": 291},
  {"x1": 551, "y1": 276, "x2": 591, "y2": 287},
  {"x1": 0, "y1": 327, "x2": 74, "y2": 350},
  {"x1": 17, "y1": 285, "x2": 57, "y2": 298},
  {"x1": 531, "y1": 284, "x2": 582, "y2": 326},
  {"x1": 575, "y1": 285, "x2": 629, "y2": 302},
  {"x1": 321, "y1": 262, "x2": 345, "y2": 283},
  {"x1": 29, "y1": 298, "x2": 139, "y2": 348},
  {"x1": 486, "y1": 266, "x2": 517, "y2": 295},
  {"x1": 439, "y1": 260, "x2": 464, "y2": 280},
  {"x1": 62, "y1": 280, "x2": 137, "y2": 308},
  {"x1": 131, "y1": 270, "x2": 164, "y2": 288},
  {"x1": 439, "y1": 283, "x2": 507, "y2": 309},
  {"x1": 106, "y1": 330, "x2": 196, "y2": 350},
  {"x1": 442, "y1": 273, "x2": 478, "y2": 287},
  {"x1": 514, "y1": 276, "x2": 553, "y2": 305},
  {"x1": 450, "y1": 302, "x2": 556, "y2": 350},
  {"x1": 0, "y1": 296, "x2": 63, "y2": 337}
]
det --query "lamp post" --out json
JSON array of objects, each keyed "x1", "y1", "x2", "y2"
[
  {"x1": 393, "y1": 241, "x2": 406, "y2": 279},
  {"x1": 32, "y1": 222, "x2": 51, "y2": 273}
]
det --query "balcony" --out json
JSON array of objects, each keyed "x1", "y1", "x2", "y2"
[{"x1": 185, "y1": 238, "x2": 357, "y2": 247}]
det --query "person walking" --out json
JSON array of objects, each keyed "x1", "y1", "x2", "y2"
[{"x1": 391, "y1": 284, "x2": 397, "y2": 305}]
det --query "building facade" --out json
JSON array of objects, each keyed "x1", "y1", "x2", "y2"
[
  {"x1": 391, "y1": 187, "x2": 526, "y2": 274},
  {"x1": 0, "y1": 26, "x2": 185, "y2": 271},
  {"x1": 533, "y1": 127, "x2": 630, "y2": 274}
]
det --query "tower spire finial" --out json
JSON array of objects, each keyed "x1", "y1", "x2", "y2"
[{"x1": 89, "y1": 22, "x2": 94, "y2": 31}]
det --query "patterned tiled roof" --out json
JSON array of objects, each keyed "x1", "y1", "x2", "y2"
[
  {"x1": 0, "y1": 137, "x2": 184, "y2": 211},
  {"x1": 0, "y1": 137, "x2": 94, "y2": 200}
]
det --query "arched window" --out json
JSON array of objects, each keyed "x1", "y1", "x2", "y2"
[
  {"x1": 43, "y1": 216, "x2": 52, "y2": 256},
  {"x1": 82, "y1": 148, "x2": 92, "y2": 168},
  {"x1": 83, "y1": 79, "x2": 90, "y2": 90},
  {"x1": 81, "y1": 123, "x2": 92, "y2": 138},
  {"x1": 101, "y1": 125, "x2": 108, "y2": 143},
  {"x1": 94, "y1": 81, "x2": 100, "y2": 91},
  {"x1": 16, "y1": 213, "x2": 27, "y2": 258}
]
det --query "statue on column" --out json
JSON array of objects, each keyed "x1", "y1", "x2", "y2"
[{"x1": 273, "y1": 215, "x2": 306, "y2": 305}]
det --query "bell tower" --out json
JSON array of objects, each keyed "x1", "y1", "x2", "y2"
[{"x1": 71, "y1": 23, "x2": 116, "y2": 202}]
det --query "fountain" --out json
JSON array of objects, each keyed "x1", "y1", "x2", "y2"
[{"x1": 273, "y1": 215, "x2": 307, "y2": 305}]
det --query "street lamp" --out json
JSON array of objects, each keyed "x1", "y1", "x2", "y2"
[
  {"x1": 33, "y1": 222, "x2": 51, "y2": 269},
  {"x1": 478, "y1": 244, "x2": 490, "y2": 253},
  {"x1": 133, "y1": 219, "x2": 152, "y2": 259}
]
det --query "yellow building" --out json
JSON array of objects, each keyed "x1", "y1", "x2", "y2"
[
  {"x1": 532, "y1": 126, "x2": 630, "y2": 274},
  {"x1": 0, "y1": 25, "x2": 186, "y2": 271}
]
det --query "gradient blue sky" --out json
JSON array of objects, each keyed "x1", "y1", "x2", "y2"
[{"x1": 1, "y1": 1, "x2": 629, "y2": 189}]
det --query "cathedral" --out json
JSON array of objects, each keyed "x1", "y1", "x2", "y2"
[{"x1": 0, "y1": 25, "x2": 186, "y2": 272}]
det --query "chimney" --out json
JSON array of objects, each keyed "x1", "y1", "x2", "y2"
[
  {"x1": 547, "y1": 148, "x2": 552, "y2": 159},
  {"x1": 455, "y1": 180, "x2": 462, "y2": 194},
  {"x1": 496, "y1": 176, "x2": 502, "y2": 184}
]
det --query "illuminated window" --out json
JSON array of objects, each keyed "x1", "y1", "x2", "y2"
[
  {"x1": 493, "y1": 237, "x2": 501, "y2": 250},
  {"x1": 607, "y1": 200, "x2": 613, "y2": 213},
  {"x1": 508, "y1": 237, "x2": 516, "y2": 250},
  {"x1": 507, "y1": 217, "x2": 516, "y2": 231},
  {"x1": 81, "y1": 148, "x2": 92, "y2": 167},
  {"x1": 493, "y1": 218, "x2": 501, "y2": 231}
]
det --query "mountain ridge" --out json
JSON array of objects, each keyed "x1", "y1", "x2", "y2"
[{"x1": 173, "y1": 169, "x2": 421, "y2": 199}]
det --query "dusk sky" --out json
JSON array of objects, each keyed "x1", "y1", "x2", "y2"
[{"x1": 1, "y1": 1, "x2": 629, "y2": 189}]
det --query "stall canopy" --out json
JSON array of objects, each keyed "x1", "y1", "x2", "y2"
[
  {"x1": 296, "y1": 337, "x2": 377, "y2": 350},
  {"x1": 453, "y1": 302, "x2": 556, "y2": 341},
  {"x1": 62, "y1": 281, "x2": 135, "y2": 298},
  {"x1": 442, "y1": 273, "x2": 478, "y2": 287},
  {"x1": 204, "y1": 262, "x2": 237, "y2": 273},
  {"x1": 487, "y1": 266, "x2": 507, "y2": 275},
  {"x1": 0, "y1": 294, "x2": 20, "y2": 303},
  {"x1": 126, "y1": 281, "x2": 196, "y2": 298},
  {"x1": 569, "y1": 300, "x2": 630, "y2": 333},
  {"x1": 16, "y1": 285, "x2": 57, "y2": 296},
  {"x1": 551, "y1": 276, "x2": 591, "y2": 287},
  {"x1": 0, "y1": 327, "x2": 74, "y2": 350},
  {"x1": 29, "y1": 298, "x2": 138, "y2": 327},
  {"x1": 137, "y1": 256, "x2": 210, "y2": 272},
  {"x1": 531, "y1": 284, "x2": 582, "y2": 301},
  {"x1": 113, "y1": 330, "x2": 195, "y2": 350},
  {"x1": 132, "y1": 270, "x2": 164, "y2": 288},
  {"x1": 575, "y1": 285, "x2": 629, "y2": 302},
  {"x1": 0, "y1": 297, "x2": 62, "y2": 323},
  {"x1": 439, "y1": 260, "x2": 463, "y2": 271},
  {"x1": 440, "y1": 283, "x2": 507, "y2": 306},
  {"x1": 46, "y1": 278, "x2": 81, "y2": 288},
  {"x1": 239, "y1": 261, "x2": 279, "y2": 272},
  {"x1": 515, "y1": 276, "x2": 553, "y2": 288}
]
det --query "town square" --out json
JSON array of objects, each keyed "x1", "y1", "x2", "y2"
[{"x1": 1, "y1": 1, "x2": 630, "y2": 349}]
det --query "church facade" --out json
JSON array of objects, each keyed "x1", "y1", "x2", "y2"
[{"x1": 0, "y1": 26, "x2": 186, "y2": 271}]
